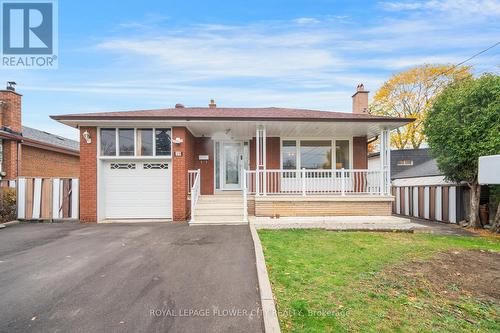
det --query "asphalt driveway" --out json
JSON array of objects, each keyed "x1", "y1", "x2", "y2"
[{"x1": 0, "y1": 223, "x2": 263, "y2": 333}]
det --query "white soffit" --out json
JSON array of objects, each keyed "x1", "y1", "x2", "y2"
[{"x1": 60, "y1": 120, "x2": 408, "y2": 139}]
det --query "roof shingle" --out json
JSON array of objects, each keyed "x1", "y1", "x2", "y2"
[
  {"x1": 51, "y1": 107, "x2": 413, "y2": 122},
  {"x1": 22, "y1": 126, "x2": 79, "y2": 152}
]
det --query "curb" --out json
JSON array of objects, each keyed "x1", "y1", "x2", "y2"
[
  {"x1": 249, "y1": 225, "x2": 281, "y2": 333},
  {"x1": 0, "y1": 220, "x2": 19, "y2": 228}
]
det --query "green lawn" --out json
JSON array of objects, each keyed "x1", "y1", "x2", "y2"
[{"x1": 258, "y1": 230, "x2": 500, "y2": 333}]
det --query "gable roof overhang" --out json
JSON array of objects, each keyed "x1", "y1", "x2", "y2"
[{"x1": 0, "y1": 129, "x2": 79, "y2": 156}]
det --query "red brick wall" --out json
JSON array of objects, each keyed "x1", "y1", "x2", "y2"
[
  {"x1": 2, "y1": 140, "x2": 19, "y2": 179},
  {"x1": 79, "y1": 127, "x2": 97, "y2": 223},
  {"x1": 266, "y1": 137, "x2": 281, "y2": 169},
  {"x1": 172, "y1": 127, "x2": 195, "y2": 221},
  {"x1": 353, "y1": 136, "x2": 368, "y2": 169},
  {"x1": 249, "y1": 137, "x2": 280, "y2": 170},
  {"x1": 0, "y1": 90, "x2": 22, "y2": 133},
  {"x1": 194, "y1": 137, "x2": 214, "y2": 195},
  {"x1": 20, "y1": 145, "x2": 79, "y2": 178}
]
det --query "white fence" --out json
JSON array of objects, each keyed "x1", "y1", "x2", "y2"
[
  {"x1": 392, "y1": 185, "x2": 463, "y2": 223},
  {"x1": 17, "y1": 178, "x2": 79, "y2": 220},
  {"x1": 245, "y1": 169, "x2": 388, "y2": 196}
]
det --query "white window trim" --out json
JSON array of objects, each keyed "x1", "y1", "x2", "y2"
[
  {"x1": 279, "y1": 137, "x2": 353, "y2": 170},
  {"x1": 97, "y1": 127, "x2": 172, "y2": 159}
]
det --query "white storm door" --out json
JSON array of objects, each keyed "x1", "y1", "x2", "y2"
[{"x1": 222, "y1": 142, "x2": 242, "y2": 190}]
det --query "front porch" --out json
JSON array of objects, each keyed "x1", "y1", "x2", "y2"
[{"x1": 188, "y1": 124, "x2": 394, "y2": 224}]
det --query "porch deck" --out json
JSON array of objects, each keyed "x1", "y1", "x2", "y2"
[{"x1": 189, "y1": 168, "x2": 395, "y2": 224}]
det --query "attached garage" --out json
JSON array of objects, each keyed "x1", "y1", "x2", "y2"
[{"x1": 102, "y1": 161, "x2": 172, "y2": 220}]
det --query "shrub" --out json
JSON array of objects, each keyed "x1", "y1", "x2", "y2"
[{"x1": 0, "y1": 188, "x2": 17, "y2": 223}]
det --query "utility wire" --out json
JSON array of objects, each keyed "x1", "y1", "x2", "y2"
[{"x1": 427, "y1": 41, "x2": 500, "y2": 84}]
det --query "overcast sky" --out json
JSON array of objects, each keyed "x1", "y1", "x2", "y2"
[{"x1": 1, "y1": 0, "x2": 499, "y2": 140}]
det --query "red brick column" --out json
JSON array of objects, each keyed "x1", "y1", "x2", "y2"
[
  {"x1": 79, "y1": 127, "x2": 97, "y2": 222},
  {"x1": 172, "y1": 127, "x2": 195, "y2": 221},
  {"x1": 194, "y1": 137, "x2": 214, "y2": 195}
]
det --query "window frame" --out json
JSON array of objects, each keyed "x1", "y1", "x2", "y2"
[
  {"x1": 281, "y1": 140, "x2": 298, "y2": 170},
  {"x1": 98, "y1": 127, "x2": 172, "y2": 159},
  {"x1": 117, "y1": 128, "x2": 135, "y2": 157},
  {"x1": 279, "y1": 137, "x2": 353, "y2": 170},
  {"x1": 99, "y1": 128, "x2": 117, "y2": 157},
  {"x1": 137, "y1": 128, "x2": 155, "y2": 157},
  {"x1": 154, "y1": 128, "x2": 173, "y2": 157}
]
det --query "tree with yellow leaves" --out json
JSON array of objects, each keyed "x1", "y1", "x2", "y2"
[{"x1": 371, "y1": 64, "x2": 472, "y2": 149}]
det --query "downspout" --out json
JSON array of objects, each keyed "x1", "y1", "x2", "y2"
[{"x1": 17, "y1": 140, "x2": 21, "y2": 179}]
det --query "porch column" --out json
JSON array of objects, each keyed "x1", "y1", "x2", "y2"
[
  {"x1": 380, "y1": 129, "x2": 391, "y2": 195},
  {"x1": 255, "y1": 126, "x2": 267, "y2": 196}
]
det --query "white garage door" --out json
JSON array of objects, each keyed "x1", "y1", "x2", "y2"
[{"x1": 103, "y1": 161, "x2": 172, "y2": 219}]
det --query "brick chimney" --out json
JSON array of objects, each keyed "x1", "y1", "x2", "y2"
[
  {"x1": 208, "y1": 99, "x2": 216, "y2": 109},
  {"x1": 0, "y1": 82, "x2": 23, "y2": 179},
  {"x1": 0, "y1": 82, "x2": 22, "y2": 134},
  {"x1": 352, "y1": 84, "x2": 369, "y2": 114}
]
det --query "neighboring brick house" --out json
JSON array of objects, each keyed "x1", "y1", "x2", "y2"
[
  {"x1": 52, "y1": 84, "x2": 413, "y2": 224},
  {"x1": 0, "y1": 84, "x2": 79, "y2": 180}
]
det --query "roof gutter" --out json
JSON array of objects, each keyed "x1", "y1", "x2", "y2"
[{"x1": 50, "y1": 115, "x2": 415, "y2": 123}]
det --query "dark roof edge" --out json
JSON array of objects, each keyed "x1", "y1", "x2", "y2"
[
  {"x1": 21, "y1": 137, "x2": 80, "y2": 156},
  {"x1": 50, "y1": 115, "x2": 414, "y2": 123}
]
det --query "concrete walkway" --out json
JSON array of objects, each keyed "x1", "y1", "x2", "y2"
[{"x1": 250, "y1": 216, "x2": 426, "y2": 232}]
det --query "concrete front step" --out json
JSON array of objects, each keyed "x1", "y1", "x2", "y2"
[
  {"x1": 196, "y1": 203, "x2": 244, "y2": 209},
  {"x1": 190, "y1": 220, "x2": 248, "y2": 226},
  {"x1": 195, "y1": 209, "x2": 244, "y2": 217},
  {"x1": 198, "y1": 197, "x2": 244, "y2": 203},
  {"x1": 193, "y1": 193, "x2": 246, "y2": 225},
  {"x1": 193, "y1": 215, "x2": 245, "y2": 222}
]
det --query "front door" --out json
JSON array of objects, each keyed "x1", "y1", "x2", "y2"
[{"x1": 222, "y1": 142, "x2": 242, "y2": 190}]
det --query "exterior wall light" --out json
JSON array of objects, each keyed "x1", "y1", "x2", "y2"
[
  {"x1": 173, "y1": 137, "x2": 183, "y2": 145},
  {"x1": 82, "y1": 130, "x2": 92, "y2": 144}
]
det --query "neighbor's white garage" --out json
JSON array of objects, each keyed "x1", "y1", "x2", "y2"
[{"x1": 103, "y1": 161, "x2": 172, "y2": 219}]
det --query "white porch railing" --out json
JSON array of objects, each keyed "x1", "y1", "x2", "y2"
[
  {"x1": 242, "y1": 167, "x2": 248, "y2": 222},
  {"x1": 188, "y1": 170, "x2": 199, "y2": 195},
  {"x1": 189, "y1": 169, "x2": 201, "y2": 223},
  {"x1": 244, "y1": 169, "x2": 389, "y2": 196}
]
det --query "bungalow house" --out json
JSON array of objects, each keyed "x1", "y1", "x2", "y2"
[
  {"x1": 0, "y1": 83, "x2": 79, "y2": 181},
  {"x1": 52, "y1": 85, "x2": 413, "y2": 224}
]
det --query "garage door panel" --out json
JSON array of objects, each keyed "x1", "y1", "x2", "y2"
[{"x1": 103, "y1": 161, "x2": 172, "y2": 219}]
